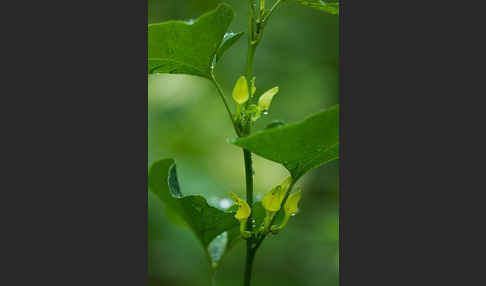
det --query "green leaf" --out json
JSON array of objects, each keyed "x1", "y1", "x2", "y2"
[
  {"x1": 231, "y1": 105, "x2": 339, "y2": 181},
  {"x1": 148, "y1": 3, "x2": 242, "y2": 78},
  {"x1": 215, "y1": 32, "x2": 244, "y2": 63},
  {"x1": 264, "y1": 120, "x2": 286, "y2": 130},
  {"x1": 148, "y1": 158, "x2": 240, "y2": 268},
  {"x1": 291, "y1": 0, "x2": 340, "y2": 15}
]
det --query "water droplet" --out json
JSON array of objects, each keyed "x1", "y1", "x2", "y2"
[
  {"x1": 219, "y1": 198, "x2": 232, "y2": 209},
  {"x1": 262, "y1": 110, "x2": 269, "y2": 115}
]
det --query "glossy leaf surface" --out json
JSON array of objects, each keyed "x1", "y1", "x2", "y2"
[
  {"x1": 231, "y1": 105, "x2": 339, "y2": 180},
  {"x1": 148, "y1": 4, "x2": 242, "y2": 78}
]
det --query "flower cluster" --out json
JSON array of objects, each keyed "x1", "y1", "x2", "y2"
[
  {"x1": 229, "y1": 176, "x2": 303, "y2": 239},
  {"x1": 232, "y1": 75, "x2": 279, "y2": 125}
]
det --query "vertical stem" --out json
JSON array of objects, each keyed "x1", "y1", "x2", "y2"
[
  {"x1": 241, "y1": 0, "x2": 287, "y2": 284},
  {"x1": 246, "y1": 0, "x2": 257, "y2": 94},
  {"x1": 243, "y1": 2, "x2": 257, "y2": 285},
  {"x1": 209, "y1": 1, "x2": 284, "y2": 285},
  {"x1": 243, "y1": 149, "x2": 254, "y2": 207},
  {"x1": 243, "y1": 248, "x2": 256, "y2": 286},
  {"x1": 243, "y1": 150, "x2": 255, "y2": 286},
  {"x1": 246, "y1": 46, "x2": 256, "y2": 85}
]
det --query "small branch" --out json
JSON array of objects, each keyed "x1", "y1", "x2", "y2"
[
  {"x1": 210, "y1": 72, "x2": 239, "y2": 135},
  {"x1": 254, "y1": 0, "x2": 284, "y2": 45},
  {"x1": 265, "y1": 0, "x2": 284, "y2": 23}
]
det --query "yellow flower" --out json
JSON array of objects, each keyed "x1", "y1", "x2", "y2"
[
  {"x1": 259, "y1": 177, "x2": 293, "y2": 233},
  {"x1": 232, "y1": 76, "x2": 249, "y2": 105},
  {"x1": 262, "y1": 186, "x2": 285, "y2": 212},
  {"x1": 284, "y1": 189, "x2": 303, "y2": 216},
  {"x1": 229, "y1": 192, "x2": 251, "y2": 221},
  {"x1": 258, "y1": 87, "x2": 279, "y2": 111},
  {"x1": 270, "y1": 188, "x2": 303, "y2": 234},
  {"x1": 262, "y1": 176, "x2": 291, "y2": 212},
  {"x1": 229, "y1": 192, "x2": 252, "y2": 239}
]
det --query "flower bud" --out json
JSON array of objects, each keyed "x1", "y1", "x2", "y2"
[
  {"x1": 262, "y1": 176, "x2": 292, "y2": 212},
  {"x1": 232, "y1": 76, "x2": 249, "y2": 105},
  {"x1": 284, "y1": 189, "x2": 303, "y2": 216},
  {"x1": 258, "y1": 87, "x2": 279, "y2": 111},
  {"x1": 269, "y1": 188, "x2": 303, "y2": 234},
  {"x1": 262, "y1": 186, "x2": 285, "y2": 212}
]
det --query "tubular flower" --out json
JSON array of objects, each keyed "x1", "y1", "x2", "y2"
[
  {"x1": 261, "y1": 176, "x2": 292, "y2": 232},
  {"x1": 271, "y1": 189, "x2": 303, "y2": 233},
  {"x1": 232, "y1": 76, "x2": 249, "y2": 105},
  {"x1": 252, "y1": 86, "x2": 279, "y2": 122},
  {"x1": 229, "y1": 192, "x2": 252, "y2": 238},
  {"x1": 258, "y1": 86, "x2": 279, "y2": 111},
  {"x1": 284, "y1": 189, "x2": 303, "y2": 216},
  {"x1": 262, "y1": 185, "x2": 286, "y2": 212},
  {"x1": 230, "y1": 192, "x2": 251, "y2": 220},
  {"x1": 262, "y1": 176, "x2": 291, "y2": 212}
]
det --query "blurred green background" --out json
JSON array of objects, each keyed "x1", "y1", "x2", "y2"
[{"x1": 148, "y1": 1, "x2": 339, "y2": 285}]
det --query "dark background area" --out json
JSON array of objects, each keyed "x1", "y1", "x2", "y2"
[{"x1": 148, "y1": 1, "x2": 339, "y2": 285}]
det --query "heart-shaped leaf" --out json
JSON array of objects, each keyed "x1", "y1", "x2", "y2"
[
  {"x1": 148, "y1": 4, "x2": 243, "y2": 78},
  {"x1": 231, "y1": 105, "x2": 339, "y2": 181},
  {"x1": 291, "y1": 0, "x2": 339, "y2": 15},
  {"x1": 148, "y1": 158, "x2": 240, "y2": 268}
]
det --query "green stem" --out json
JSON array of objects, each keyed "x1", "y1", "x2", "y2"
[
  {"x1": 243, "y1": 149, "x2": 254, "y2": 209},
  {"x1": 246, "y1": 0, "x2": 257, "y2": 103},
  {"x1": 242, "y1": 2, "x2": 257, "y2": 286},
  {"x1": 210, "y1": 72, "x2": 236, "y2": 129},
  {"x1": 242, "y1": 1, "x2": 285, "y2": 285},
  {"x1": 209, "y1": 1, "x2": 285, "y2": 284},
  {"x1": 265, "y1": 0, "x2": 284, "y2": 23},
  {"x1": 243, "y1": 246, "x2": 256, "y2": 286},
  {"x1": 243, "y1": 149, "x2": 255, "y2": 286},
  {"x1": 246, "y1": 45, "x2": 256, "y2": 88}
]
